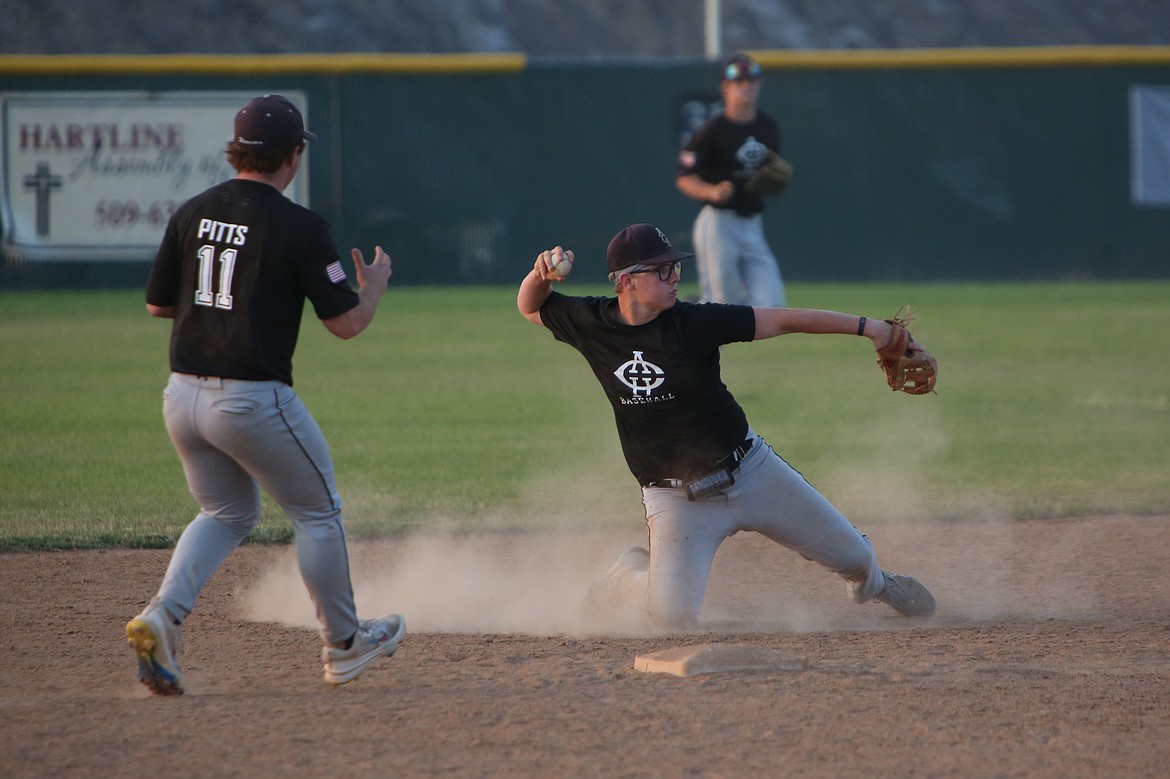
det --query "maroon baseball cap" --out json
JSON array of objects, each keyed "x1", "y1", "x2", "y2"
[
  {"x1": 233, "y1": 94, "x2": 317, "y2": 150},
  {"x1": 606, "y1": 224, "x2": 693, "y2": 273},
  {"x1": 722, "y1": 53, "x2": 762, "y2": 82}
]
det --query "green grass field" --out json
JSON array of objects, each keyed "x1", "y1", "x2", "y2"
[{"x1": 1, "y1": 281, "x2": 1167, "y2": 551}]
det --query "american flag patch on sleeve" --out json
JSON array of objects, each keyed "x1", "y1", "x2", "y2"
[{"x1": 326, "y1": 261, "x2": 348, "y2": 284}]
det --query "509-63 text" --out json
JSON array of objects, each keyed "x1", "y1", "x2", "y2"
[{"x1": 95, "y1": 200, "x2": 180, "y2": 228}]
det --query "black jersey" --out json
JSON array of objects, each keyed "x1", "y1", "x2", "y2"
[
  {"x1": 678, "y1": 111, "x2": 781, "y2": 217},
  {"x1": 146, "y1": 179, "x2": 359, "y2": 386},
  {"x1": 540, "y1": 292, "x2": 757, "y2": 485}
]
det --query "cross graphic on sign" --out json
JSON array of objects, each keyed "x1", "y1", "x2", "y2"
[{"x1": 22, "y1": 162, "x2": 63, "y2": 237}]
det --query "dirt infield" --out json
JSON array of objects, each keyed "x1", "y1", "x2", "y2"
[{"x1": 2, "y1": 515, "x2": 1167, "y2": 778}]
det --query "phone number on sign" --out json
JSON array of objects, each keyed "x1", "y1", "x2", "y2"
[{"x1": 95, "y1": 200, "x2": 180, "y2": 228}]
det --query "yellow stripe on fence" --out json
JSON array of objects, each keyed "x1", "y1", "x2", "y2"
[
  {"x1": 748, "y1": 45, "x2": 1170, "y2": 70},
  {"x1": 0, "y1": 52, "x2": 528, "y2": 75}
]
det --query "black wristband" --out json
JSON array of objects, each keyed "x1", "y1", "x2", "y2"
[{"x1": 856, "y1": 316, "x2": 867, "y2": 336}]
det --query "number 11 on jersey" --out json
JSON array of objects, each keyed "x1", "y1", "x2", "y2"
[{"x1": 195, "y1": 244, "x2": 237, "y2": 310}]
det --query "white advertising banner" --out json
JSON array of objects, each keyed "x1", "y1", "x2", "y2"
[
  {"x1": 1, "y1": 91, "x2": 312, "y2": 262},
  {"x1": 1130, "y1": 85, "x2": 1170, "y2": 208}
]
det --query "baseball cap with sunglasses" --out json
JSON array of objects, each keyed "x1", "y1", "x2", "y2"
[{"x1": 722, "y1": 53, "x2": 762, "y2": 82}]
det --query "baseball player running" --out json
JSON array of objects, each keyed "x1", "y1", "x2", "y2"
[
  {"x1": 517, "y1": 223, "x2": 936, "y2": 628},
  {"x1": 127, "y1": 94, "x2": 404, "y2": 694}
]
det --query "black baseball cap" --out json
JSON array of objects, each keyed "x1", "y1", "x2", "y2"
[
  {"x1": 606, "y1": 224, "x2": 693, "y2": 273},
  {"x1": 722, "y1": 53, "x2": 762, "y2": 82},
  {"x1": 233, "y1": 94, "x2": 317, "y2": 150}
]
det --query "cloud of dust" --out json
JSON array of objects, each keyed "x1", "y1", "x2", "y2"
[
  {"x1": 241, "y1": 398, "x2": 1101, "y2": 637},
  {"x1": 244, "y1": 408, "x2": 657, "y2": 637},
  {"x1": 240, "y1": 512, "x2": 1103, "y2": 639},
  {"x1": 243, "y1": 527, "x2": 645, "y2": 636}
]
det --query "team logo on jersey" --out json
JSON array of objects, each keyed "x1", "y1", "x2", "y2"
[
  {"x1": 614, "y1": 351, "x2": 665, "y2": 397},
  {"x1": 736, "y1": 135, "x2": 769, "y2": 171}
]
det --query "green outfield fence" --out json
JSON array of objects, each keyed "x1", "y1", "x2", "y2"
[{"x1": 2, "y1": 47, "x2": 1169, "y2": 289}]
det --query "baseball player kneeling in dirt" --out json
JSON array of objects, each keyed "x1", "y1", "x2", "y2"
[{"x1": 517, "y1": 223, "x2": 937, "y2": 628}]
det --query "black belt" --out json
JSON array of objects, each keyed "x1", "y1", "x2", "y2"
[{"x1": 644, "y1": 438, "x2": 754, "y2": 490}]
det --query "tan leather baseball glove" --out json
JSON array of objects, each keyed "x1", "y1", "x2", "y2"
[{"x1": 875, "y1": 308, "x2": 938, "y2": 395}]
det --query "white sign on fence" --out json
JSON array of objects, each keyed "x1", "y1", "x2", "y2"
[
  {"x1": 1131, "y1": 85, "x2": 1170, "y2": 208},
  {"x1": 1, "y1": 91, "x2": 312, "y2": 262}
]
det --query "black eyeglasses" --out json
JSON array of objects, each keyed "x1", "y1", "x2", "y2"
[{"x1": 628, "y1": 261, "x2": 682, "y2": 281}]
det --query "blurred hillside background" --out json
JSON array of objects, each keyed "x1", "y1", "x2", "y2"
[{"x1": 5, "y1": 0, "x2": 1170, "y2": 55}]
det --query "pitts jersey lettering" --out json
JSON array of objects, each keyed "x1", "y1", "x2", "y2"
[{"x1": 197, "y1": 218, "x2": 249, "y2": 246}]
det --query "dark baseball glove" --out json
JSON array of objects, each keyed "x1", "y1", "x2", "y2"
[
  {"x1": 745, "y1": 150, "x2": 793, "y2": 196},
  {"x1": 875, "y1": 308, "x2": 938, "y2": 395}
]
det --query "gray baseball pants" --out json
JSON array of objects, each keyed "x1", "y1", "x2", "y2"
[
  {"x1": 638, "y1": 431, "x2": 886, "y2": 627},
  {"x1": 693, "y1": 205, "x2": 786, "y2": 307},
  {"x1": 152, "y1": 372, "x2": 359, "y2": 644}
]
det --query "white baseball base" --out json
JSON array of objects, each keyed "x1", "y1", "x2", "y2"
[{"x1": 634, "y1": 642, "x2": 809, "y2": 677}]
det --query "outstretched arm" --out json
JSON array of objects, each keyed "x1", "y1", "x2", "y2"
[
  {"x1": 754, "y1": 306, "x2": 937, "y2": 394},
  {"x1": 323, "y1": 246, "x2": 392, "y2": 339},
  {"x1": 753, "y1": 307, "x2": 897, "y2": 350}
]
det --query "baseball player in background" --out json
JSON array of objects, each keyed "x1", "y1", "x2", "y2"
[
  {"x1": 677, "y1": 52, "x2": 786, "y2": 307},
  {"x1": 517, "y1": 223, "x2": 935, "y2": 629},
  {"x1": 127, "y1": 94, "x2": 404, "y2": 695}
]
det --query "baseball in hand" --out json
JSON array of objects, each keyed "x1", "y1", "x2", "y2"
[{"x1": 548, "y1": 249, "x2": 573, "y2": 279}]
